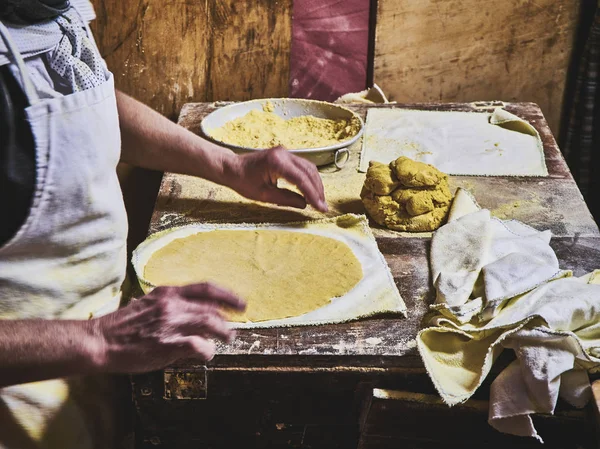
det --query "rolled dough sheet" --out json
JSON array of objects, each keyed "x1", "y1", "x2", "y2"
[
  {"x1": 144, "y1": 230, "x2": 363, "y2": 322},
  {"x1": 133, "y1": 214, "x2": 406, "y2": 328},
  {"x1": 359, "y1": 108, "x2": 547, "y2": 176}
]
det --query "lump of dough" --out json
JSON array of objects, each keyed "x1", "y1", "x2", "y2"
[
  {"x1": 386, "y1": 205, "x2": 450, "y2": 232},
  {"x1": 391, "y1": 180, "x2": 451, "y2": 207},
  {"x1": 360, "y1": 187, "x2": 402, "y2": 227},
  {"x1": 392, "y1": 157, "x2": 445, "y2": 187},
  {"x1": 364, "y1": 161, "x2": 400, "y2": 195},
  {"x1": 361, "y1": 156, "x2": 453, "y2": 232},
  {"x1": 406, "y1": 192, "x2": 434, "y2": 216},
  {"x1": 361, "y1": 187, "x2": 450, "y2": 232}
]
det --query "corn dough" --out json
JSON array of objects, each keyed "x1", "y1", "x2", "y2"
[
  {"x1": 144, "y1": 230, "x2": 364, "y2": 322},
  {"x1": 361, "y1": 157, "x2": 453, "y2": 232},
  {"x1": 209, "y1": 104, "x2": 361, "y2": 150}
]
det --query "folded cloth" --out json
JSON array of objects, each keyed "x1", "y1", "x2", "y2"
[{"x1": 418, "y1": 188, "x2": 600, "y2": 442}]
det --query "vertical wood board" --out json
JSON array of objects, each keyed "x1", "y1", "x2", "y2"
[
  {"x1": 374, "y1": 0, "x2": 582, "y2": 134},
  {"x1": 90, "y1": 0, "x2": 292, "y2": 119}
]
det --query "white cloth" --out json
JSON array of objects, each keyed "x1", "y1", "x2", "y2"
[
  {"x1": 418, "y1": 188, "x2": 600, "y2": 442},
  {"x1": 50, "y1": 9, "x2": 105, "y2": 91},
  {"x1": 0, "y1": 5, "x2": 126, "y2": 448},
  {"x1": 359, "y1": 108, "x2": 547, "y2": 176},
  {"x1": 1, "y1": 1, "x2": 103, "y2": 97},
  {"x1": 431, "y1": 193, "x2": 564, "y2": 324}
]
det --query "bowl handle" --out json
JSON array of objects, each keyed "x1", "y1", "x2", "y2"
[{"x1": 334, "y1": 148, "x2": 350, "y2": 170}]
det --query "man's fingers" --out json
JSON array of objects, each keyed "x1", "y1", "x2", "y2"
[
  {"x1": 275, "y1": 163, "x2": 327, "y2": 212},
  {"x1": 292, "y1": 157, "x2": 327, "y2": 212},
  {"x1": 180, "y1": 312, "x2": 236, "y2": 343},
  {"x1": 180, "y1": 283, "x2": 246, "y2": 311},
  {"x1": 264, "y1": 148, "x2": 327, "y2": 212},
  {"x1": 261, "y1": 186, "x2": 307, "y2": 209}
]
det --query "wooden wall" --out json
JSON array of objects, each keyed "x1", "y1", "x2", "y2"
[
  {"x1": 373, "y1": 0, "x2": 583, "y2": 135},
  {"x1": 90, "y1": 0, "x2": 292, "y2": 120}
]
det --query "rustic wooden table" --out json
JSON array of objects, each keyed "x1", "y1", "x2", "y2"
[{"x1": 132, "y1": 102, "x2": 600, "y2": 449}]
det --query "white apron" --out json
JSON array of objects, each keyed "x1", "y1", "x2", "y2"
[{"x1": 0, "y1": 7, "x2": 127, "y2": 448}]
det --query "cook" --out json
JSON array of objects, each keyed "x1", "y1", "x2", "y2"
[{"x1": 0, "y1": 0, "x2": 326, "y2": 447}]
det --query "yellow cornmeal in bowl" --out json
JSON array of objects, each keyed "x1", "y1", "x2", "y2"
[{"x1": 209, "y1": 103, "x2": 362, "y2": 149}]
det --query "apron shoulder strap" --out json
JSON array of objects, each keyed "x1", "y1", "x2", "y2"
[{"x1": 0, "y1": 21, "x2": 40, "y2": 105}]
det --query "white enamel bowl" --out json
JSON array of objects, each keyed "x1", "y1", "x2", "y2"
[{"x1": 200, "y1": 98, "x2": 364, "y2": 168}]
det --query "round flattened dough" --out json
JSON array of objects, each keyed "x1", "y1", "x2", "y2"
[{"x1": 144, "y1": 230, "x2": 363, "y2": 323}]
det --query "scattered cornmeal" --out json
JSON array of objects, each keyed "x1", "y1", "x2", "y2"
[
  {"x1": 144, "y1": 230, "x2": 363, "y2": 322},
  {"x1": 361, "y1": 157, "x2": 453, "y2": 232},
  {"x1": 209, "y1": 102, "x2": 362, "y2": 149}
]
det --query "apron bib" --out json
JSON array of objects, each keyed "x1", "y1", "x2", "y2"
[{"x1": 0, "y1": 7, "x2": 127, "y2": 448}]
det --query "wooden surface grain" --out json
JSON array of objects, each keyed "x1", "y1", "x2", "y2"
[
  {"x1": 143, "y1": 101, "x2": 600, "y2": 368},
  {"x1": 90, "y1": 0, "x2": 292, "y2": 120},
  {"x1": 373, "y1": 0, "x2": 582, "y2": 135}
]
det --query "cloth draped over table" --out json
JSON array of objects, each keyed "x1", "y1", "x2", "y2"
[{"x1": 418, "y1": 188, "x2": 600, "y2": 442}]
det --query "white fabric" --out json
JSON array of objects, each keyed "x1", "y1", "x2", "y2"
[
  {"x1": 0, "y1": 0, "x2": 95, "y2": 66},
  {"x1": 132, "y1": 214, "x2": 406, "y2": 328},
  {"x1": 1, "y1": 1, "x2": 103, "y2": 97},
  {"x1": 50, "y1": 9, "x2": 105, "y2": 91},
  {"x1": 430, "y1": 191, "x2": 564, "y2": 324},
  {"x1": 0, "y1": 7, "x2": 126, "y2": 448},
  {"x1": 359, "y1": 108, "x2": 547, "y2": 176},
  {"x1": 418, "y1": 188, "x2": 600, "y2": 442}
]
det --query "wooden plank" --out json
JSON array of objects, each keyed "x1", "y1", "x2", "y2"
[
  {"x1": 90, "y1": 0, "x2": 292, "y2": 120},
  {"x1": 358, "y1": 389, "x2": 591, "y2": 449},
  {"x1": 592, "y1": 380, "x2": 600, "y2": 446},
  {"x1": 373, "y1": 0, "x2": 582, "y2": 135}
]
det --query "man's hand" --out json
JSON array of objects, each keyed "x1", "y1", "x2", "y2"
[
  {"x1": 226, "y1": 147, "x2": 328, "y2": 212},
  {"x1": 0, "y1": 283, "x2": 245, "y2": 387},
  {"x1": 93, "y1": 283, "x2": 245, "y2": 373}
]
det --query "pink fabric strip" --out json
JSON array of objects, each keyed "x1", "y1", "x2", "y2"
[{"x1": 290, "y1": 0, "x2": 369, "y2": 101}]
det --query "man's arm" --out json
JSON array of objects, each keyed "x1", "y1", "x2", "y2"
[
  {"x1": 116, "y1": 91, "x2": 328, "y2": 212},
  {"x1": 0, "y1": 284, "x2": 244, "y2": 388}
]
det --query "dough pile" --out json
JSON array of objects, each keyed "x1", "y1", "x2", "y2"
[{"x1": 361, "y1": 157, "x2": 453, "y2": 232}]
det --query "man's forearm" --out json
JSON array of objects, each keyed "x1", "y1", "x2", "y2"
[
  {"x1": 116, "y1": 90, "x2": 237, "y2": 186},
  {"x1": 0, "y1": 284, "x2": 243, "y2": 388},
  {"x1": 0, "y1": 319, "x2": 103, "y2": 387}
]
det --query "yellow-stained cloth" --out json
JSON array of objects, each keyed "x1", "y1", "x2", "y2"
[
  {"x1": 133, "y1": 214, "x2": 406, "y2": 328},
  {"x1": 418, "y1": 188, "x2": 600, "y2": 441}
]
